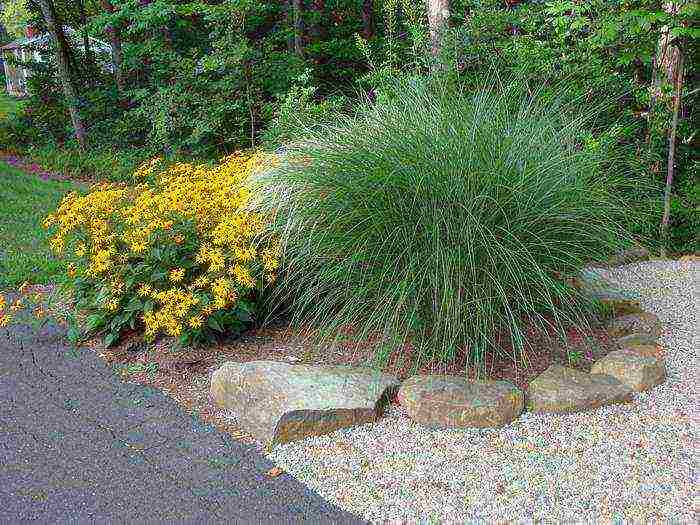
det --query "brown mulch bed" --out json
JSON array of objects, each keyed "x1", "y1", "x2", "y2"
[{"x1": 83, "y1": 317, "x2": 620, "y2": 448}]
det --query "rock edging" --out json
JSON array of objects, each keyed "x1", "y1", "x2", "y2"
[{"x1": 209, "y1": 307, "x2": 667, "y2": 447}]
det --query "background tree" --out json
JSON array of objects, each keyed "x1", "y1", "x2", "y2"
[
  {"x1": 36, "y1": 0, "x2": 88, "y2": 151},
  {"x1": 426, "y1": 0, "x2": 449, "y2": 63}
]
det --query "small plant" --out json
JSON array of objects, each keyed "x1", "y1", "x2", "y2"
[
  {"x1": 567, "y1": 350, "x2": 584, "y2": 366},
  {"x1": 44, "y1": 152, "x2": 279, "y2": 347}
]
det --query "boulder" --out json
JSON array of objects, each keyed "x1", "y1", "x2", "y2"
[
  {"x1": 397, "y1": 375, "x2": 523, "y2": 429},
  {"x1": 620, "y1": 343, "x2": 664, "y2": 360},
  {"x1": 210, "y1": 360, "x2": 399, "y2": 446},
  {"x1": 575, "y1": 270, "x2": 643, "y2": 315},
  {"x1": 591, "y1": 347, "x2": 666, "y2": 393},
  {"x1": 606, "y1": 312, "x2": 663, "y2": 339},
  {"x1": 614, "y1": 332, "x2": 659, "y2": 347},
  {"x1": 526, "y1": 364, "x2": 634, "y2": 414},
  {"x1": 606, "y1": 247, "x2": 651, "y2": 267}
]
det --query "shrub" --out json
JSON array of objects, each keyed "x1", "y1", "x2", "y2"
[
  {"x1": 44, "y1": 152, "x2": 279, "y2": 346},
  {"x1": 253, "y1": 76, "x2": 637, "y2": 372},
  {"x1": 27, "y1": 143, "x2": 148, "y2": 183}
]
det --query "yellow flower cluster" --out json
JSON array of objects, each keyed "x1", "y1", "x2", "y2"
[
  {"x1": 0, "y1": 294, "x2": 10, "y2": 327},
  {"x1": 44, "y1": 152, "x2": 280, "y2": 341}
]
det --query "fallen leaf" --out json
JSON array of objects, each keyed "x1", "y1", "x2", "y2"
[{"x1": 266, "y1": 467, "x2": 284, "y2": 478}]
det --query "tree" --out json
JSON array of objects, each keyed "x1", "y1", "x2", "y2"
[
  {"x1": 426, "y1": 0, "x2": 449, "y2": 64},
  {"x1": 290, "y1": 0, "x2": 304, "y2": 57},
  {"x1": 655, "y1": 2, "x2": 688, "y2": 255},
  {"x1": 0, "y1": 0, "x2": 30, "y2": 39},
  {"x1": 36, "y1": 0, "x2": 88, "y2": 150},
  {"x1": 362, "y1": 0, "x2": 375, "y2": 40},
  {"x1": 99, "y1": 0, "x2": 125, "y2": 93}
]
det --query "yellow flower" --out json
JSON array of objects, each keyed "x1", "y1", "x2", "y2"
[
  {"x1": 169, "y1": 268, "x2": 185, "y2": 282},
  {"x1": 137, "y1": 284, "x2": 153, "y2": 297},
  {"x1": 106, "y1": 299, "x2": 119, "y2": 312},
  {"x1": 34, "y1": 307, "x2": 45, "y2": 320},
  {"x1": 75, "y1": 242, "x2": 87, "y2": 257},
  {"x1": 18, "y1": 281, "x2": 30, "y2": 294},
  {"x1": 130, "y1": 241, "x2": 147, "y2": 253},
  {"x1": 188, "y1": 316, "x2": 204, "y2": 329},
  {"x1": 67, "y1": 263, "x2": 77, "y2": 278},
  {"x1": 49, "y1": 236, "x2": 64, "y2": 254},
  {"x1": 0, "y1": 314, "x2": 10, "y2": 327},
  {"x1": 0, "y1": 294, "x2": 5, "y2": 310},
  {"x1": 10, "y1": 299, "x2": 23, "y2": 311}
]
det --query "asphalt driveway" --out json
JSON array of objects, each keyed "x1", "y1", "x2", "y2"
[{"x1": 0, "y1": 315, "x2": 366, "y2": 524}]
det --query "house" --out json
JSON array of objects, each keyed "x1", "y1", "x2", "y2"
[{"x1": 1, "y1": 25, "x2": 112, "y2": 97}]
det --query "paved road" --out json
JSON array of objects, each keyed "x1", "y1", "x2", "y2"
[{"x1": 0, "y1": 316, "x2": 366, "y2": 524}]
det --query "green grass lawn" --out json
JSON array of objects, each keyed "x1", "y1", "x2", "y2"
[
  {"x1": 0, "y1": 92, "x2": 23, "y2": 120},
  {"x1": 0, "y1": 161, "x2": 78, "y2": 290}
]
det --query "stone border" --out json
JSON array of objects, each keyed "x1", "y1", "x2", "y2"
[{"x1": 210, "y1": 304, "x2": 668, "y2": 446}]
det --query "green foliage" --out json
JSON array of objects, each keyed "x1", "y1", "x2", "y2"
[
  {"x1": 261, "y1": 70, "x2": 348, "y2": 148},
  {"x1": 255, "y1": 77, "x2": 638, "y2": 371},
  {"x1": 0, "y1": 161, "x2": 78, "y2": 289},
  {"x1": 26, "y1": 143, "x2": 145, "y2": 182}
]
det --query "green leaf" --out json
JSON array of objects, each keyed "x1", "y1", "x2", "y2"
[
  {"x1": 207, "y1": 316, "x2": 223, "y2": 332},
  {"x1": 104, "y1": 332, "x2": 120, "y2": 347},
  {"x1": 85, "y1": 314, "x2": 105, "y2": 333}
]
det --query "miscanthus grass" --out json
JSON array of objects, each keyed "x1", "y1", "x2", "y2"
[{"x1": 252, "y1": 77, "x2": 639, "y2": 376}]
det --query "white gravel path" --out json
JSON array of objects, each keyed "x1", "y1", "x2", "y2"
[{"x1": 264, "y1": 259, "x2": 699, "y2": 523}]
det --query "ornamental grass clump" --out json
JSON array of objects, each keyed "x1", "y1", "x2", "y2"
[
  {"x1": 253, "y1": 77, "x2": 635, "y2": 374},
  {"x1": 44, "y1": 153, "x2": 279, "y2": 346}
]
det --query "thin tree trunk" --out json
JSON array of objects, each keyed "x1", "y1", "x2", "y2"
[
  {"x1": 362, "y1": 0, "x2": 375, "y2": 39},
  {"x1": 648, "y1": 2, "x2": 683, "y2": 142},
  {"x1": 100, "y1": 0, "x2": 126, "y2": 93},
  {"x1": 37, "y1": 0, "x2": 88, "y2": 151},
  {"x1": 309, "y1": 0, "x2": 326, "y2": 42},
  {"x1": 426, "y1": 0, "x2": 449, "y2": 66},
  {"x1": 660, "y1": 52, "x2": 684, "y2": 257},
  {"x1": 292, "y1": 0, "x2": 304, "y2": 56},
  {"x1": 77, "y1": 0, "x2": 93, "y2": 66}
]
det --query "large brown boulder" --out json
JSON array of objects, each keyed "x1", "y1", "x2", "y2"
[
  {"x1": 606, "y1": 312, "x2": 663, "y2": 339},
  {"x1": 210, "y1": 360, "x2": 399, "y2": 446},
  {"x1": 591, "y1": 345, "x2": 666, "y2": 393},
  {"x1": 526, "y1": 364, "x2": 634, "y2": 414},
  {"x1": 397, "y1": 375, "x2": 523, "y2": 429}
]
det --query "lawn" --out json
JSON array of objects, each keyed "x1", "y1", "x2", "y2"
[
  {"x1": 0, "y1": 92, "x2": 23, "y2": 120},
  {"x1": 0, "y1": 160, "x2": 77, "y2": 289}
]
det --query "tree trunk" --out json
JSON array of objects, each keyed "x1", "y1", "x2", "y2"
[
  {"x1": 426, "y1": 0, "x2": 450, "y2": 65},
  {"x1": 362, "y1": 0, "x2": 375, "y2": 39},
  {"x1": 309, "y1": 0, "x2": 326, "y2": 42},
  {"x1": 37, "y1": 0, "x2": 88, "y2": 151},
  {"x1": 291, "y1": 0, "x2": 304, "y2": 56},
  {"x1": 100, "y1": 0, "x2": 126, "y2": 93},
  {"x1": 77, "y1": 0, "x2": 93, "y2": 67},
  {"x1": 660, "y1": 52, "x2": 684, "y2": 256},
  {"x1": 648, "y1": 2, "x2": 684, "y2": 138}
]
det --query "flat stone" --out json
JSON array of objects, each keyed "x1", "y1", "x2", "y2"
[
  {"x1": 607, "y1": 247, "x2": 651, "y2": 266},
  {"x1": 606, "y1": 312, "x2": 663, "y2": 338},
  {"x1": 210, "y1": 361, "x2": 399, "y2": 446},
  {"x1": 615, "y1": 332, "x2": 659, "y2": 347},
  {"x1": 526, "y1": 364, "x2": 634, "y2": 414},
  {"x1": 576, "y1": 269, "x2": 642, "y2": 308},
  {"x1": 591, "y1": 346, "x2": 666, "y2": 392},
  {"x1": 397, "y1": 375, "x2": 523, "y2": 429}
]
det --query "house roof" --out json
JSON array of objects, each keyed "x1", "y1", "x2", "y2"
[{"x1": 1, "y1": 28, "x2": 109, "y2": 53}]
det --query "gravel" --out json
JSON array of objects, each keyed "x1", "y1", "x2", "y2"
[{"x1": 264, "y1": 259, "x2": 699, "y2": 523}]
